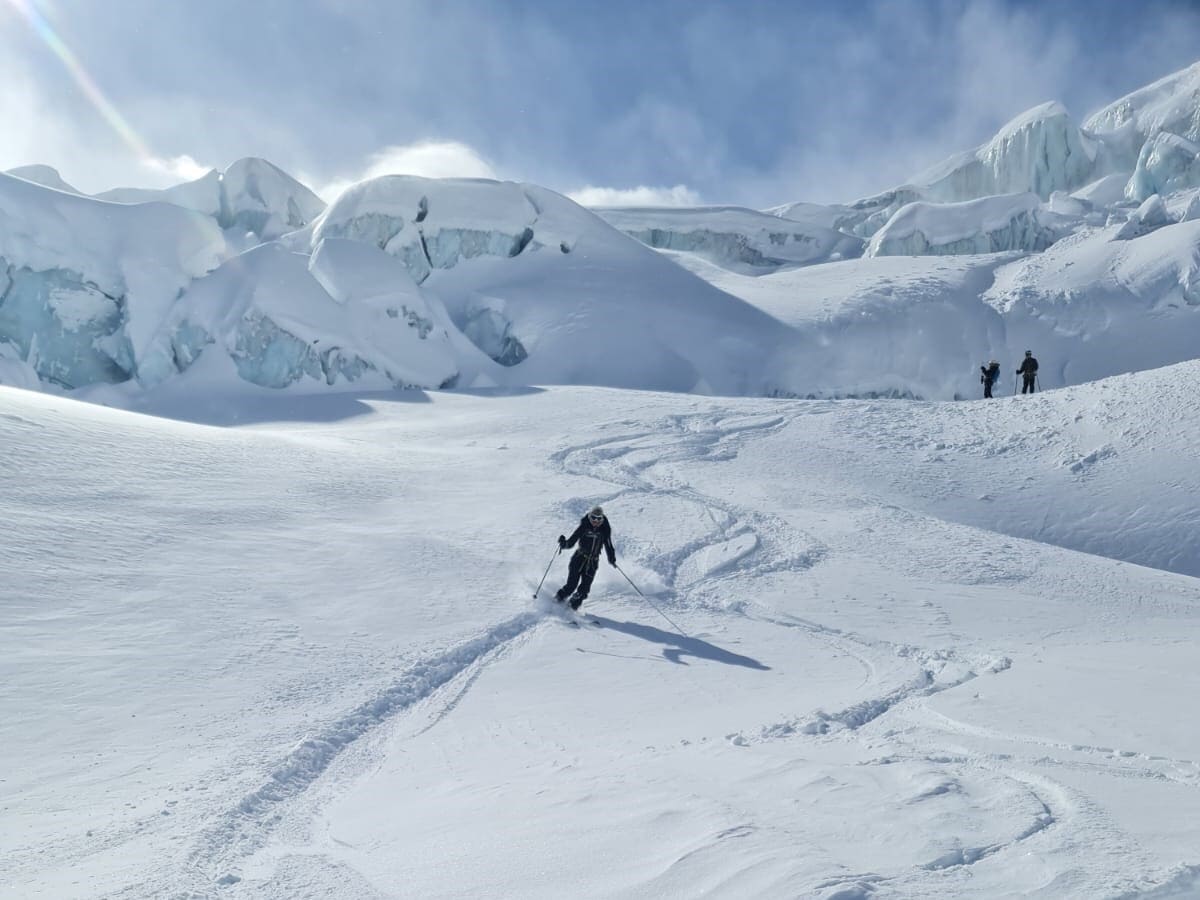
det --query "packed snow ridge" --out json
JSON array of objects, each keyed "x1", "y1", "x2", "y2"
[{"x1": 3, "y1": 61, "x2": 1200, "y2": 402}]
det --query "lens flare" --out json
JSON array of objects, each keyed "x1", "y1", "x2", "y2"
[{"x1": 5, "y1": 0, "x2": 155, "y2": 163}]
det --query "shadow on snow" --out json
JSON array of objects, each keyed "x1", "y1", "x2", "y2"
[{"x1": 587, "y1": 615, "x2": 770, "y2": 670}]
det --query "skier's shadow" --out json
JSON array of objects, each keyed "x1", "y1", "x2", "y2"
[{"x1": 587, "y1": 615, "x2": 770, "y2": 670}]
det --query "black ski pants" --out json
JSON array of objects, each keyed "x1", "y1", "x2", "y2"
[
  {"x1": 558, "y1": 552, "x2": 599, "y2": 600},
  {"x1": 983, "y1": 381, "x2": 994, "y2": 399},
  {"x1": 1022, "y1": 374, "x2": 1036, "y2": 394}
]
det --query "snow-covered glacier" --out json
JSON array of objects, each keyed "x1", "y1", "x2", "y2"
[
  {"x1": 6, "y1": 59, "x2": 1200, "y2": 405},
  {"x1": 866, "y1": 193, "x2": 1065, "y2": 257},
  {"x1": 913, "y1": 102, "x2": 1098, "y2": 203},
  {"x1": 2, "y1": 169, "x2": 796, "y2": 398},
  {"x1": 592, "y1": 206, "x2": 864, "y2": 273},
  {"x1": 138, "y1": 238, "x2": 460, "y2": 391},
  {"x1": 0, "y1": 172, "x2": 224, "y2": 388},
  {"x1": 1084, "y1": 61, "x2": 1200, "y2": 167},
  {"x1": 748, "y1": 58, "x2": 1190, "y2": 264}
]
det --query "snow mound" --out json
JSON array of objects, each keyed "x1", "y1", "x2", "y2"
[
  {"x1": 301, "y1": 176, "x2": 554, "y2": 284},
  {"x1": 1113, "y1": 194, "x2": 1174, "y2": 240},
  {"x1": 594, "y1": 205, "x2": 864, "y2": 273},
  {"x1": 1070, "y1": 173, "x2": 1130, "y2": 207},
  {"x1": 5, "y1": 164, "x2": 81, "y2": 195},
  {"x1": 98, "y1": 170, "x2": 223, "y2": 218},
  {"x1": 867, "y1": 193, "x2": 1061, "y2": 257},
  {"x1": 220, "y1": 158, "x2": 327, "y2": 239},
  {"x1": 98, "y1": 158, "x2": 325, "y2": 240}
]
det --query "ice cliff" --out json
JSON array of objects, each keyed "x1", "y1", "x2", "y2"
[
  {"x1": 912, "y1": 102, "x2": 1098, "y2": 203},
  {"x1": 0, "y1": 173, "x2": 224, "y2": 388}
]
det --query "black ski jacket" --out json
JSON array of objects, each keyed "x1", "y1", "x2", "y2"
[
  {"x1": 1018, "y1": 356, "x2": 1039, "y2": 375},
  {"x1": 564, "y1": 515, "x2": 615, "y2": 563}
]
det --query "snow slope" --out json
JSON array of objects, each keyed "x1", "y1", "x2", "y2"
[{"x1": 3, "y1": 363, "x2": 1200, "y2": 899}]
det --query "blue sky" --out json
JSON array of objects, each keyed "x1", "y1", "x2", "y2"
[{"x1": 2, "y1": 0, "x2": 1199, "y2": 206}]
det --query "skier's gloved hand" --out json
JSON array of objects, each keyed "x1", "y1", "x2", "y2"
[
  {"x1": 557, "y1": 535, "x2": 567, "y2": 549},
  {"x1": 607, "y1": 552, "x2": 617, "y2": 566}
]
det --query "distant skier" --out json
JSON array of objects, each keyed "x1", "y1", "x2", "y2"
[
  {"x1": 980, "y1": 359, "x2": 1000, "y2": 399},
  {"x1": 555, "y1": 505, "x2": 616, "y2": 610},
  {"x1": 1017, "y1": 350, "x2": 1039, "y2": 394}
]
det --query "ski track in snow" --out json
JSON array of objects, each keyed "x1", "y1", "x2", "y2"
[
  {"x1": 85, "y1": 401, "x2": 1196, "y2": 898},
  {"x1": 180, "y1": 611, "x2": 543, "y2": 893},
  {"x1": 548, "y1": 411, "x2": 828, "y2": 610},
  {"x1": 539, "y1": 408, "x2": 1197, "y2": 896}
]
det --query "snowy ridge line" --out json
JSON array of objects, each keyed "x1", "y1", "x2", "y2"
[{"x1": 186, "y1": 611, "x2": 540, "y2": 886}]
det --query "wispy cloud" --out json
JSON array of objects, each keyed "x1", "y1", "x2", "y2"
[
  {"x1": 141, "y1": 153, "x2": 211, "y2": 182},
  {"x1": 317, "y1": 141, "x2": 499, "y2": 201}
]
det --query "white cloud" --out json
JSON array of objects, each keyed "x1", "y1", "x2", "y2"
[
  {"x1": 568, "y1": 184, "x2": 702, "y2": 208},
  {"x1": 140, "y1": 153, "x2": 212, "y2": 182},
  {"x1": 318, "y1": 141, "x2": 499, "y2": 201}
]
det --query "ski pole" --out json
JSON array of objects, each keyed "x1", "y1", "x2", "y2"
[
  {"x1": 533, "y1": 545, "x2": 561, "y2": 599},
  {"x1": 614, "y1": 563, "x2": 690, "y2": 639}
]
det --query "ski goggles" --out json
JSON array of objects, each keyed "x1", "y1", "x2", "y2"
[{"x1": 588, "y1": 513, "x2": 604, "y2": 523}]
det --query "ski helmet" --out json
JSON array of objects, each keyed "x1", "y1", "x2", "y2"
[
  {"x1": 1025, "y1": 350, "x2": 1032, "y2": 356},
  {"x1": 589, "y1": 505, "x2": 604, "y2": 520}
]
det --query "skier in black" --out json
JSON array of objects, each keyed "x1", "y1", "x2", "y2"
[
  {"x1": 1017, "y1": 350, "x2": 1039, "y2": 394},
  {"x1": 555, "y1": 505, "x2": 616, "y2": 610},
  {"x1": 980, "y1": 359, "x2": 1000, "y2": 399}
]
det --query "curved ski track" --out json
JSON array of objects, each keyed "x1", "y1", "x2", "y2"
[
  {"x1": 171, "y1": 408, "x2": 1194, "y2": 898},
  {"x1": 546, "y1": 410, "x2": 1199, "y2": 897}
]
